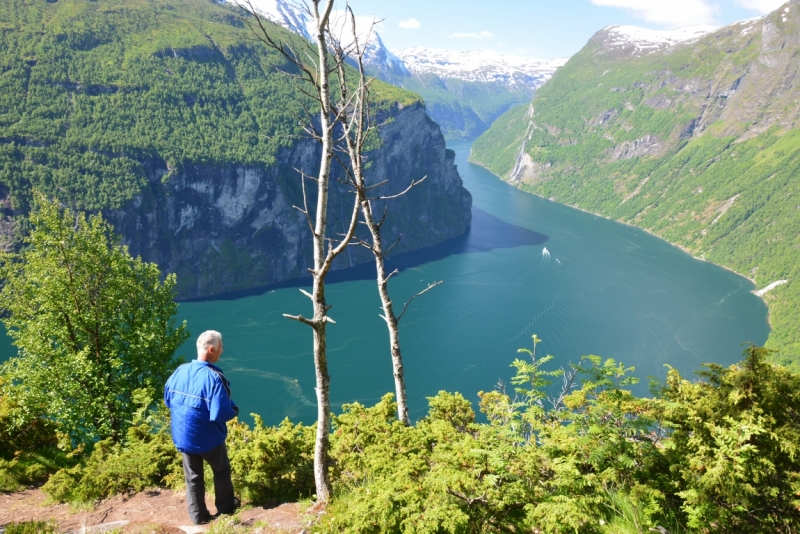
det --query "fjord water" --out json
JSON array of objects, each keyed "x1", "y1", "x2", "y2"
[
  {"x1": 0, "y1": 141, "x2": 768, "y2": 424},
  {"x1": 174, "y1": 140, "x2": 768, "y2": 425}
]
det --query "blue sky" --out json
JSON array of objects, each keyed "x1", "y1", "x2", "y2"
[{"x1": 343, "y1": 0, "x2": 788, "y2": 58}]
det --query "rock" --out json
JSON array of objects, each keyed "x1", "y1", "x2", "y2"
[{"x1": 108, "y1": 102, "x2": 472, "y2": 298}]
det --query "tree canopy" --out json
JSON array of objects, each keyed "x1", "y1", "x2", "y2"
[{"x1": 0, "y1": 196, "x2": 188, "y2": 445}]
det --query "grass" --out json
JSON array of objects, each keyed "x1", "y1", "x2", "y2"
[{"x1": 3, "y1": 520, "x2": 59, "y2": 534}]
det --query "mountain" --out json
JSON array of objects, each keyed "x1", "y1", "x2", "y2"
[
  {"x1": 232, "y1": 0, "x2": 314, "y2": 40},
  {"x1": 236, "y1": 0, "x2": 564, "y2": 140},
  {"x1": 395, "y1": 48, "x2": 565, "y2": 87},
  {"x1": 0, "y1": 0, "x2": 472, "y2": 298},
  {"x1": 389, "y1": 49, "x2": 566, "y2": 140},
  {"x1": 598, "y1": 24, "x2": 717, "y2": 55},
  {"x1": 231, "y1": 0, "x2": 411, "y2": 80},
  {"x1": 472, "y1": 1, "x2": 800, "y2": 369}
]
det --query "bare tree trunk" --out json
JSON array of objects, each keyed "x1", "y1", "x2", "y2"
[
  {"x1": 238, "y1": 0, "x2": 433, "y2": 496},
  {"x1": 330, "y1": 29, "x2": 410, "y2": 424},
  {"x1": 355, "y1": 198, "x2": 440, "y2": 424},
  {"x1": 311, "y1": 284, "x2": 332, "y2": 501},
  {"x1": 238, "y1": 0, "x2": 362, "y2": 504},
  {"x1": 330, "y1": 12, "x2": 437, "y2": 425},
  {"x1": 360, "y1": 201, "x2": 409, "y2": 423},
  {"x1": 308, "y1": 0, "x2": 335, "y2": 503}
]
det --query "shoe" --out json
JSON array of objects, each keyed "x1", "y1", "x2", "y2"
[
  {"x1": 219, "y1": 497, "x2": 241, "y2": 516},
  {"x1": 195, "y1": 512, "x2": 218, "y2": 525}
]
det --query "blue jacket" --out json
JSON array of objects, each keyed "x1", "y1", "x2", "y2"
[{"x1": 164, "y1": 360, "x2": 239, "y2": 454}]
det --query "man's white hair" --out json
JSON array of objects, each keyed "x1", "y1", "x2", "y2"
[{"x1": 196, "y1": 330, "x2": 222, "y2": 358}]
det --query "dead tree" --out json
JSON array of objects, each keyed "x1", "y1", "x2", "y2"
[
  {"x1": 238, "y1": 3, "x2": 442, "y2": 500},
  {"x1": 237, "y1": 0, "x2": 362, "y2": 504},
  {"x1": 327, "y1": 9, "x2": 440, "y2": 425}
]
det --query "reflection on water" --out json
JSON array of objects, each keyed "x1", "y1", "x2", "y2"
[{"x1": 185, "y1": 208, "x2": 548, "y2": 303}]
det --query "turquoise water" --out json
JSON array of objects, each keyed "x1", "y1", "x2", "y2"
[
  {"x1": 174, "y1": 140, "x2": 769, "y2": 425},
  {"x1": 0, "y1": 140, "x2": 770, "y2": 425}
]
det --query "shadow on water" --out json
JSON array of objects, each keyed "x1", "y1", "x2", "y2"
[{"x1": 186, "y1": 208, "x2": 548, "y2": 303}]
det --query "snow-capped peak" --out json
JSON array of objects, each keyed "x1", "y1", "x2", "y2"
[
  {"x1": 230, "y1": 0, "x2": 314, "y2": 41},
  {"x1": 603, "y1": 24, "x2": 718, "y2": 54},
  {"x1": 396, "y1": 48, "x2": 568, "y2": 87},
  {"x1": 223, "y1": 0, "x2": 563, "y2": 89},
  {"x1": 223, "y1": 0, "x2": 410, "y2": 78}
]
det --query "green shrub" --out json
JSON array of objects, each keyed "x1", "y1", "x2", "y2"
[
  {"x1": 227, "y1": 415, "x2": 315, "y2": 503},
  {"x1": 0, "y1": 448, "x2": 73, "y2": 493},
  {"x1": 0, "y1": 375, "x2": 59, "y2": 458},
  {"x1": 661, "y1": 345, "x2": 800, "y2": 532},
  {"x1": 42, "y1": 390, "x2": 182, "y2": 503},
  {"x1": 0, "y1": 374, "x2": 71, "y2": 492},
  {"x1": 3, "y1": 520, "x2": 59, "y2": 534}
]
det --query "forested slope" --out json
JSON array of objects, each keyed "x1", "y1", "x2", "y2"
[
  {"x1": 392, "y1": 74, "x2": 536, "y2": 141},
  {"x1": 0, "y1": 0, "x2": 311, "y2": 212},
  {"x1": 0, "y1": 0, "x2": 472, "y2": 297},
  {"x1": 472, "y1": 1, "x2": 800, "y2": 369}
]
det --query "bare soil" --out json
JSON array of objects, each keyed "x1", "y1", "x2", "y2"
[{"x1": 0, "y1": 488, "x2": 311, "y2": 533}]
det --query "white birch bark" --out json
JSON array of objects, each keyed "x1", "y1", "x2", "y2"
[
  {"x1": 238, "y1": 0, "x2": 361, "y2": 504},
  {"x1": 332, "y1": 14, "x2": 436, "y2": 425}
]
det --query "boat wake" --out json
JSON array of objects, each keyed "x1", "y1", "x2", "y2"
[{"x1": 229, "y1": 367, "x2": 315, "y2": 407}]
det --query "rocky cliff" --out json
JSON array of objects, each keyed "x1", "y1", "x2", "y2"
[
  {"x1": 0, "y1": 0, "x2": 472, "y2": 299},
  {"x1": 109, "y1": 101, "x2": 471, "y2": 298}
]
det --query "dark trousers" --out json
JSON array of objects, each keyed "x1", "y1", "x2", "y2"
[{"x1": 182, "y1": 443, "x2": 235, "y2": 524}]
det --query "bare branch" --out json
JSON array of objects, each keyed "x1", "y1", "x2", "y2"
[
  {"x1": 299, "y1": 288, "x2": 313, "y2": 300},
  {"x1": 331, "y1": 152, "x2": 357, "y2": 188},
  {"x1": 383, "y1": 235, "x2": 402, "y2": 257},
  {"x1": 283, "y1": 313, "x2": 315, "y2": 327},
  {"x1": 364, "y1": 179, "x2": 389, "y2": 191},
  {"x1": 376, "y1": 206, "x2": 389, "y2": 229},
  {"x1": 549, "y1": 365, "x2": 580, "y2": 411},
  {"x1": 397, "y1": 281, "x2": 443, "y2": 323},
  {"x1": 370, "y1": 176, "x2": 428, "y2": 202},
  {"x1": 351, "y1": 237, "x2": 374, "y2": 250},
  {"x1": 293, "y1": 167, "x2": 315, "y2": 234}
]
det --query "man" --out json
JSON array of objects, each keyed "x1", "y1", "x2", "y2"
[{"x1": 164, "y1": 330, "x2": 240, "y2": 525}]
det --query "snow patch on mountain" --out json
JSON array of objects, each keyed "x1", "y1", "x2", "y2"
[
  {"x1": 229, "y1": 0, "x2": 314, "y2": 40},
  {"x1": 396, "y1": 48, "x2": 568, "y2": 86},
  {"x1": 223, "y1": 0, "x2": 410, "y2": 78},
  {"x1": 224, "y1": 0, "x2": 563, "y2": 88},
  {"x1": 603, "y1": 24, "x2": 718, "y2": 54}
]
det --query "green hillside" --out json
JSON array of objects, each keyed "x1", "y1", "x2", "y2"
[
  {"x1": 472, "y1": 3, "x2": 800, "y2": 370},
  {"x1": 0, "y1": 0, "x2": 417, "y2": 233},
  {"x1": 397, "y1": 74, "x2": 534, "y2": 140}
]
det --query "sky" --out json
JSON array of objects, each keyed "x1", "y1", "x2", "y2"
[{"x1": 340, "y1": 0, "x2": 788, "y2": 59}]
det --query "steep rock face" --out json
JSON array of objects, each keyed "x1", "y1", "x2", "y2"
[
  {"x1": 109, "y1": 102, "x2": 472, "y2": 298},
  {"x1": 0, "y1": 0, "x2": 473, "y2": 299},
  {"x1": 425, "y1": 100, "x2": 489, "y2": 141}
]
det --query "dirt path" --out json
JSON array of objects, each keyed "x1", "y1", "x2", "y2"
[{"x1": 0, "y1": 488, "x2": 310, "y2": 533}]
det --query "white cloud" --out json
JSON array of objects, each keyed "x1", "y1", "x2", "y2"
[
  {"x1": 399, "y1": 18, "x2": 421, "y2": 29},
  {"x1": 590, "y1": 0, "x2": 718, "y2": 27},
  {"x1": 735, "y1": 0, "x2": 786, "y2": 14},
  {"x1": 448, "y1": 31, "x2": 495, "y2": 39}
]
